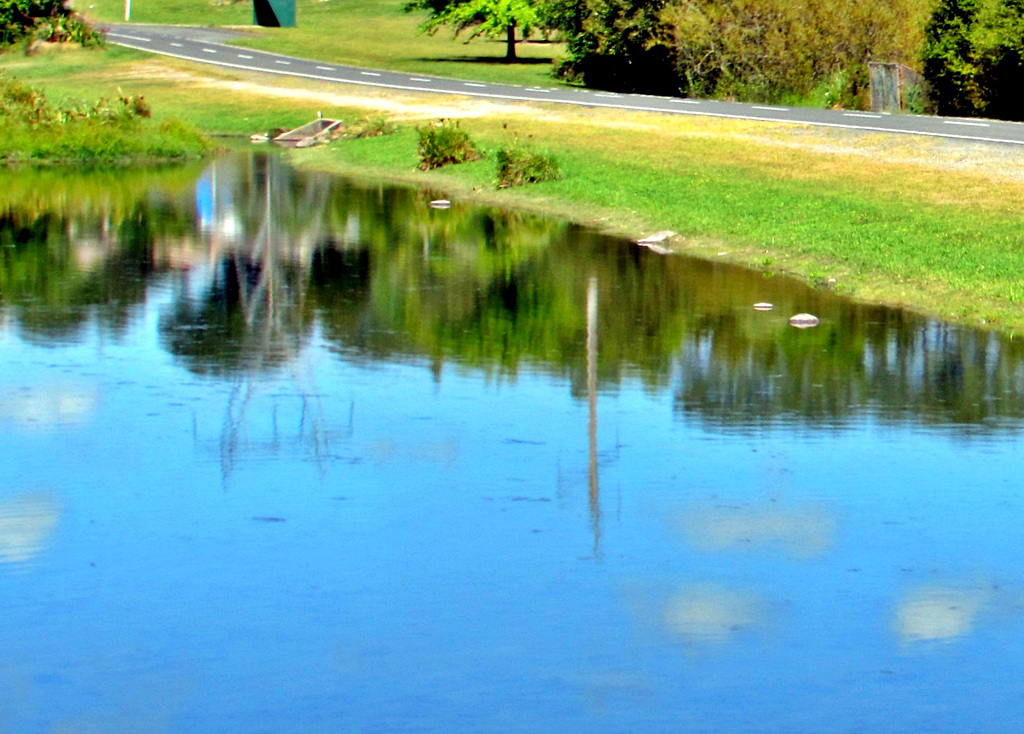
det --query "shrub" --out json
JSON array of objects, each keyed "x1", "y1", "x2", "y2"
[
  {"x1": 345, "y1": 116, "x2": 396, "y2": 140},
  {"x1": 0, "y1": 0, "x2": 103, "y2": 49},
  {"x1": 0, "y1": 72, "x2": 209, "y2": 162},
  {"x1": 416, "y1": 119, "x2": 483, "y2": 170},
  {"x1": 495, "y1": 145, "x2": 560, "y2": 188}
]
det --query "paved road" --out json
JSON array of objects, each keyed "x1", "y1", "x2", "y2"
[{"x1": 105, "y1": 23, "x2": 1024, "y2": 147}]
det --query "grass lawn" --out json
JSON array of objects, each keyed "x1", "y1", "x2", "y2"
[
  {"x1": 77, "y1": 0, "x2": 566, "y2": 87},
  {"x1": 5, "y1": 40, "x2": 1024, "y2": 332}
]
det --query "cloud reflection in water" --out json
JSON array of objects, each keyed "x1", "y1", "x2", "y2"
[
  {"x1": 663, "y1": 584, "x2": 770, "y2": 645},
  {"x1": 678, "y1": 502, "x2": 837, "y2": 559},
  {"x1": 0, "y1": 492, "x2": 61, "y2": 564},
  {"x1": 0, "y1": 385, "x2": 98, "y2": 429}
]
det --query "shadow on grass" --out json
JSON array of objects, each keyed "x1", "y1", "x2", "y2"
[{"x1": 412, "y1": 55, "x2": 554, "y2": 66}]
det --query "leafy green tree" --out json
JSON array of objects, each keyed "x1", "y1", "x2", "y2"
[
  {"x1": 923, "y1": 0, "x2": 1024, "y2": 120},
  {"x1": 551, "y1": 0, "x2": 677, "y2": 93},
  {"x1": 403, "y1": 0, "x2": 543, "y2": 61},
  {"x1": 972, "y1": 0, "x2": 1024, "y2": 119},
  {"x1": 0, "y1": 0, "x2": 102, "y2": 48},
  {"x1": 922, "y1": 0, "x2": 982, "y2": 115}
]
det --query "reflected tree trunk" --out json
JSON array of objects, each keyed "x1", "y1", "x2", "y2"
[{"x1": 587, "y1": 275, "x2": 600, "y2": 557}]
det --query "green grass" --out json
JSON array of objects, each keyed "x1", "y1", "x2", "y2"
[
  {"x1": 0, "y1": 55, "x2": 210, "y2": 162},
  {"x1": 6, "y1": 43, "x2": 1024, "y2": 331},
  {"x1": 0, "y1": 45, "x2": 339, "y2": 134},
  {"x1": 77, "y1": 0, "x2": 566, "y2": 87},
  {"x1": 293, "y1": 113, "x2": 1024, "y2": 331}
]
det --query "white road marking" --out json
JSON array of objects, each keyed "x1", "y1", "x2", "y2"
[
  {"x1": 843, "y1": 112, "x2": 883, "y2": 118},
  {"x1": 595, "y1": 93, "x2": 621, "y2": 98},
  {"x1": 238, "y1": 54, "x2": 254, "y2": 59},
  {"x1": 103, "y1": 35, "x2": 1024, "y2": 148},
  {"x1": 464, "y1": 82, "x2": 487, "y2": 88},
  {"x1": 753, "y1": 105, "x2": 788, "y2": 111},
  {"x1": 316, "y1": 66, "x2": 333, "y2": 70},
  {"x1": 115, "y1": 34, "x2": 151, "y2": 42},
  {"x1": 169, "y1": 42, "x2": 183, "y2": 47},
  {"x1": 275, "y1": 60, "x2": 291, "y2": 65},
  {"x1": 410, "y1": 78, "x2": 432, "y2": 82},
  {"x1": 360, "y1": 71, "x2": 381, "y2": 77},
  {"x1": 943, "y1": 120, "x2": 991, "y2": 127},
  {"x1": 202, "y1": 48, "x2": 217, "y2": 54}
]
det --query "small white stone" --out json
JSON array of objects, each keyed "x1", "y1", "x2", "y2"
[
  {"x1": 637, "y1": 230, "x2": 675, "y2": 245},
  {"x1": 753, "y1": 303, "x2": 774, "y2": 311},
  {"x1": 429, "y1": 199, "x2": 452, "y2": 209},
  {"x1": 788, "y1": 313, "x2": 820, "y2": 328}
]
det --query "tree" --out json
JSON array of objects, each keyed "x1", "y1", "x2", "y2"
[
  {"x1": 922, "y1": 0, "x2": 1024, "y2": 120},
  {"x1": 403, "y1": 0, "x2": 543, "y2": 61},
  {"x1": 922, "y1": 0, "x2": 982, "y2": 115},
  {"x1": 551, "y1": 0, "x2": 678, "y2": 93},
  {"x1": 0, "y1": 0, "x2": 102, "y2": 48}
]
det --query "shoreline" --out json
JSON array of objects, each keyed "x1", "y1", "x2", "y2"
[{"x1": 6, "y1": 47, "x2": 1024, "y2": 333}]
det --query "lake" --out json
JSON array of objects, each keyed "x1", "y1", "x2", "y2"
[{"x1": 2, "y1": 152, "x2": 1024, "y2": 733}]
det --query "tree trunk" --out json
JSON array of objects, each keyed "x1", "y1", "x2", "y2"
[{"x1": 505, "y1": 24, "x2": 517, "y2": 61}]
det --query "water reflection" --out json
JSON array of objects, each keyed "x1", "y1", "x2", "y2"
[
  {"x1": 4, "y1": 153, "x2": 1024, "y2": 732},
  {"x1": 0, "y1": 492, "x2": 60, "y2": 564},
  {"x1": 2, "y1": 153, "x2": 1023, "y2": 436},
  {"x1": 0, "y1": 384, "x2": 99, "y2": 429},
  {"x1": 663, "y1": 584, "x2": 770, "y2": 645},
  {"x1": 894, "y1": 582, "x2": 1024, "y2": 645},
  {"x1": 678, "y1": 502, "x2": 837, "y2": 559}
]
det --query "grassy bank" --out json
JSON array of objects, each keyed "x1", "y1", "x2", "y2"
[
  {"x1": 294, "y1": 118, "x2": 1024, "y2": 330},
  {"x1": 5, "y1": 45, "x2": 1024, "y2": 331},
  {"x1": 0, "y1": 48, "x2": 210, "y2": 163},
  {"x1": 79, "y1": 0, "x2": 565, "y2": 87}
]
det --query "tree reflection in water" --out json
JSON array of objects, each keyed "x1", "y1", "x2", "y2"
[
  {"x1": 7, "y1": 153, "x2": 1024, "y2": 728},
  {"x1": 2, "y1": 151, "x2": 1024, "y2": 440}
]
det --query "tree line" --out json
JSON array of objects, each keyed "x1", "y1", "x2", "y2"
[
  {"x1": 407, "y1": 0, "x2": 1024, "y2": 119},
  {"x1": 0, "y1": 0, "x2": 101, "y2": 48}
]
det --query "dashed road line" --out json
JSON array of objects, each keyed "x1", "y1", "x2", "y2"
[
  {"x1": 103, "y1": 30, "x2": 1024, "y2": 148},
  {"x1": 844, "y1": 112, "x2": 883, "y2": 118},
  {"x1": 360, "y1": 71, "x2": 381, "y2": 77},
  {"x1": 238, "y1": 54, "x2": 254, "y2": 59}
]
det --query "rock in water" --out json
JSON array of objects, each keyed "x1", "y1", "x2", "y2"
[{"x1": 788, "y1": 313, "x2": 820, "y2": 328}]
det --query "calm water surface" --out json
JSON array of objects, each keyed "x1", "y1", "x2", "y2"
[{"x1": 3, "y1": 153, "x2": 1024, "y2": 733}]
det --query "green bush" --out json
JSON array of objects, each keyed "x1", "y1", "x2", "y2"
[
  {"x1": 0, "y1": 72, "x2": 209, "y2": 162},
  {"x1": 922, "y1": 0, "x2": 1024, "y2": 120},
  {"x1": 416, "y1": 119, "x2": 483, "y2": 170},
  {"x1": 495, "y1": 145, "x2": 560, "y2": 188},
  {"x1": 0, "y1": 0, "x2": 103, "y2": 49},
  {"x1": 345, "y1": 116, "x2": 396, "y2": 140}
]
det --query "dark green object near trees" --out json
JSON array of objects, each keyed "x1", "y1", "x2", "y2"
[
  {"x1": 0, "y1": 0, "x2": 102, "y2": 48},
  {"x1": 254, "y1": 0, "x2": 296, "y2": 27},
  {"x1": 922, "y1": 0, "x2": 1024, "y2": 120},
  {"x1": 403, "y1": 0, "x2": 541, "y2": 61}
]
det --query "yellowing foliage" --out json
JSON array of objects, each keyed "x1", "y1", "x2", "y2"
[{"x1": 659, "y1": 0, "x2": 936, "y2": 104}]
